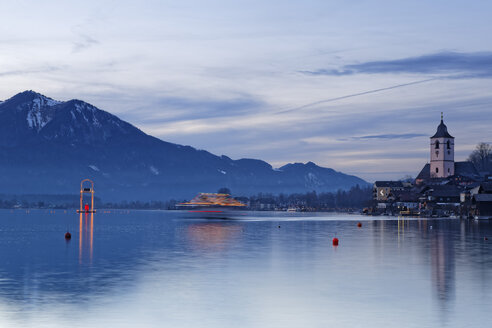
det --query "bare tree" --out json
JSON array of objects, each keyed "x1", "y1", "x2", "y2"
[
  {"x1": 400, "y1": 175, "x2": 414, "y2": 182},
  {"x1": 468, "y1": 142, "x2": 492, "y2": 172}
]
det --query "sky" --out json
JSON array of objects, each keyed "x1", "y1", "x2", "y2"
[{"x1": 1, "y1": 0, "x2": 491, "y2": 181}]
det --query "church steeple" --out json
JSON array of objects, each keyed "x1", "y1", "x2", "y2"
[
  {"x1": 431, "y1": 112, "x2": 454, "y2": 139},
  {"x1": 430, "y1": 113, "x2": 455, "y2": 178}
]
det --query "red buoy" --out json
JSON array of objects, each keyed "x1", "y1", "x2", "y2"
[
  {"x1": 65, "y1": 232, "x2": 71, "y2": 240},
  {"x1": 357, "y1": 222, "x2": 362, "y2": 228},
  {"x1": 332, "y1": 237, "x2": 339, "y2": 246}
]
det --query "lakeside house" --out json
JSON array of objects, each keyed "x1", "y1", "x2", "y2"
[{"x1": 373, "y1": 115, "x2": 492, "y2": 218}]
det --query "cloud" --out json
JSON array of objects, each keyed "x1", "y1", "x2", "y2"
[
  {"x1": 72, "y1": 34, "x2": 99, "y2": 53},
  {"x1": 123, "y1": 95, "x2": 265, "y2": 125},
  {"x1": 277, "y1": 78, "x2": 437, "y2": 114},
  {"x1": 355, "y1": 133, "x2": 428, "y2": 140},
  {"x1": 0, "y1": 66, "x2": 60, "y2": 77},
  {"x1": 303, "y1": 51, "x2": 492, "y2": 78}
]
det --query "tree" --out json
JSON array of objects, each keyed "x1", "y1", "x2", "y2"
[
  {"x1": 400, "y1": 175, "x2": 414, "y2": 182},
  {"x1": 468, "y1": 142, "x2": 492, "y2": 173},
  {"x1": 217, "y1": 187, "x2": 231, "y2": 194}
]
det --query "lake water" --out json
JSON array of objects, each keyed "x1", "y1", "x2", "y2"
[{"x1": 0, "y1": 209, "x2": 491, "y2": 328}]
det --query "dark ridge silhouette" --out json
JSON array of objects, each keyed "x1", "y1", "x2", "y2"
[{"x1": 0, "y1": 91, "x2": 368, "y2": 201}]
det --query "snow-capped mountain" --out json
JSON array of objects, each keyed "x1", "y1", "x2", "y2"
[
  {"x1": 0, "y1": 91, "x2": 141, "y2": 146},
  {"x1": 0, "y1": 91, "x2": 368, "y2": 201}
]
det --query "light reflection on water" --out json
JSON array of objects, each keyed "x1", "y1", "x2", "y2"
[{"x1": 0, "y1": 209, "x2": 491, "y2": 327}]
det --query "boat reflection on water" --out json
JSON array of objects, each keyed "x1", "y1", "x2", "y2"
[
  {"x1": 186, "y1": 223, "x2": 242, "y2": 251},
  {"x1": 182, "y1": 209, "x2": 248, "y2": 220},
  {"x1": 177, "y1": 193, "x2": 247, "y2": 219}
]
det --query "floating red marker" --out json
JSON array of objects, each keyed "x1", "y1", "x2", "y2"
[
  {"x1": 357, "y1": 222, "x2": 362, "y2": 228},
  {"x1": 332, "y1": 237, "x2": 339, "y2": 246},
  {"x1": 65, "y1": 232, "x2": 71, "y2": 240}
]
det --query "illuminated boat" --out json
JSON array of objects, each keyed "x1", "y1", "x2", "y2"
[{"x1": 177, "y1": 193, "x2": 247, "y2": 217}]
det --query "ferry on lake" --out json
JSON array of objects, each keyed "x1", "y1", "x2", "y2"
[{"x1": 177, "y1": 193, "x2": 247, "y2": 218}]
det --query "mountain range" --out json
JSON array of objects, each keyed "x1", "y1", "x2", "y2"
[{"x1": 0, "y1": 91, "x2": 368, "y2": 201}]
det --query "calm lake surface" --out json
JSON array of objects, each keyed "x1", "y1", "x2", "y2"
[{"x1": 0, "y1": 209, "x2": 491, "y2": 328}]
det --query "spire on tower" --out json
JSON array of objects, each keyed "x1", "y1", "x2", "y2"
[{"x1": 431, "y1": 113, "x2": 454, "y2": 139}]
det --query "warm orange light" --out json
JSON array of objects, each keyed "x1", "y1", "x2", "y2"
[
  {"x1": 179, "y1": 193, "x2": 246, "y2": 207},
  {"x1": 78, "y1": 179, "x2": 96, "y2": 213},
  {"x1": 79, "y1": 213, "x2": 83, "y2": 264},
  {"x1": 90, "y1": 212, "x2": 94, "y2": 262}
]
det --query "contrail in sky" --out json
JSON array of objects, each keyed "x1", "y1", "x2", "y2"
[{"x1": 276, "y1": 77, "x2": 438, "y2": 114}]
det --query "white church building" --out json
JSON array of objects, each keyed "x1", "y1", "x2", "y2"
[{"x1": 416, "y1": 114, "x2": 479, "y2": 185}]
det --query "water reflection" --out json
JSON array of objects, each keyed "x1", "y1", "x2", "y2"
[
  {"x1": 186, "y1": 223, "x2": 242, "y2": 252},
  {"x1": 397, "y1": 217, "x2": 405, "y2": 245},
  {"x1": 430, "y1": 227, "x2": 455, "y2": 309},
  {"x1": 78, "y1": 212, "x2": 94, "y2": 264},
  {"x1": 397, "y1": 218, "x2": 456, "y2": 309},
  {"x1": 379, "y1": 218, "x2": 459, "y2": 312},
  {"x1": 0, "y1": 210, "x2": 490, "y2": 328}
]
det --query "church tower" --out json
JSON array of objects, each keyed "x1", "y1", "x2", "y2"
[{"x1": 430, "y1": 113, "x2": 454, "y2": 178}]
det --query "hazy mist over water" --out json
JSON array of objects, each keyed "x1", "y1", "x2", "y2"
[{"x1": 0, "y1": 210, "x2": 490, "y2": 327}]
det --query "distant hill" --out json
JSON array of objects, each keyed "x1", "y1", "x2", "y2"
[{"x1": 0, "y1": 91, "x2": 369, "y2": 201}]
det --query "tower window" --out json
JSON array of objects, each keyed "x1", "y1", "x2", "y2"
[
  {"x1": 436, "y1": 167, "x2": 439, "y2": 173},
  {"x1": 447, "y1": 140, "x2": 450, "y2": 149},
  {"x1": 448, "y1": 168, "x2": 450, "y2": 173},
  {"x1": 435, "y1": 141, "x2": 440, "y2": 149}
]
